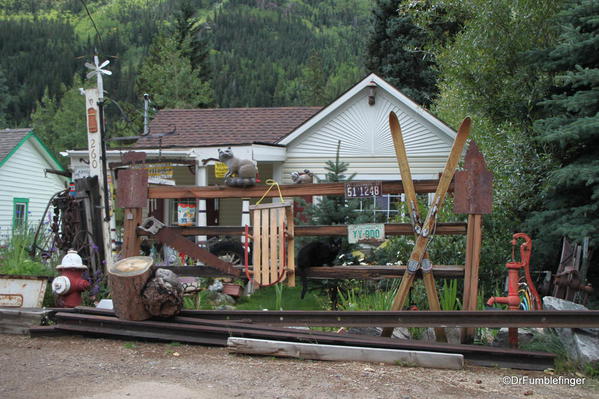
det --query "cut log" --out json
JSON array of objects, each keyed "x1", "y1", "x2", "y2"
[
  {"x1": 108, "y1": 256, "x2": 154, "y2": 321},
  {"x1": 142, "y1": 268, "x2": 184, "y2": 318},
  {"x1": 227, "y1": 337, "x2": 464, "y2": 370}
]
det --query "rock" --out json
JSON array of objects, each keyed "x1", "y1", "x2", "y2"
[
  {"x1": 542, "y1": 296, "x2": 599, "y2": 365},
  {"x1": 421, "y1": 327, "x2": 462, "y2": 344},
  {"x1": 493, "y1": 328, "x2": 540, "y2": 347},
  {"x1": 391, "y1": 327, "x2": 411, "y2": 340},
  {"x1": 346, "y1": 327, "x2": 383, "y2": 337},
  {"x1": 205, "y1": 291, "x2": 235, "y2": 307},
  {"x1": 543, "y1": 296, "x2": 599, "y2": 336},
  {"x1": 142, "y1": 269, "x2": 184, "y2": 318},
  {"x1": 543, "y1": 296, "x2": 587, "y2": 311},
  {"x1": 214, "y1": 305, "x2": 236, "y2": 311},
  {"x1": 208, "y1": 280, "x2": 224, "y2": 292}
]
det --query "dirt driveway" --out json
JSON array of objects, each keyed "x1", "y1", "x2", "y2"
[{"x1": 0, "y1": 334, "x2": 597, "y2": 399}]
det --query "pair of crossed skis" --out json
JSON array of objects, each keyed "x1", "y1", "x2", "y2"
[{"x1": 381, "y1": 112, "x2": 472, "y2": 340}]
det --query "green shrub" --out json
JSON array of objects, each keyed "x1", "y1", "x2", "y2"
[{"x1": 0, "y1": 227, "x2": 55, "y2": 277}]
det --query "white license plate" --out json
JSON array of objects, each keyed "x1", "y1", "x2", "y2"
[{"x1": 347, "y1": 223, "x2": 385, "y2": 244}]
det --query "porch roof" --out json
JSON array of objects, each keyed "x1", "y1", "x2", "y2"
[{"x1": 133, "y1": 107, "x2": 321, "y2": 149}]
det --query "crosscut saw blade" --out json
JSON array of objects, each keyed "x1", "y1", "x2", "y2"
[{"x1": 154, "y1": 227, "x2": 240, "y2": 277}]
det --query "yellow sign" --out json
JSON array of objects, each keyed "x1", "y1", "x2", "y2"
[
  {"x1": 145, "y1": 163, "x2": 174, "y2": 179},
  {"x1": 215, "y1": 162, "x2": 228, "y2": 178}
]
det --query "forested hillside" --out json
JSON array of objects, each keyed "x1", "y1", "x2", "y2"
[{"x1": 0, "y1": 0, "x2": 372, "y2": 130}]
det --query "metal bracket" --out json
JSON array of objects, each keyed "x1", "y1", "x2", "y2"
[
  {"x1": 407, "y1": 259, "x2": 420, "y2": 273},
  {"x1": 139, "y1": 216, "x2": 165, "y2": 235},
  {"x1": 421, "y1": 258, "x2": 433, "y2": 272}
]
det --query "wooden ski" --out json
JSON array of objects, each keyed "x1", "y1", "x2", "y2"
[
  {"x1": 381, "y1": 112, "x2": 446, "y2": 341},
  {"x1": 382, "y1": 116, "x2": 471, "y2": 337},
  {"x1": 407, "y1": 117, "x2": 471, "y2": 269},
  {"x1": 389, "y1": 112, "x2": 420, "y2": 232}
]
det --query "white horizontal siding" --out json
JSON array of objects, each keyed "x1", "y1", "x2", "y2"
[
  {"x1": 281, "y1": 157, "x2": 446, "y2": 184},
  {"x1": 0, "y1": 139, "x2": 67, "y2": 238}
]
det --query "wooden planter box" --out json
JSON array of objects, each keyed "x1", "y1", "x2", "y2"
[{"x1": 223, "y1": 283, "x2": 242, "y2": 298}]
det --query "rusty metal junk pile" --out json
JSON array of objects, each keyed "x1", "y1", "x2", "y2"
[{"x1": 31, "y1": 306, "x2": 599, "y2": 371}]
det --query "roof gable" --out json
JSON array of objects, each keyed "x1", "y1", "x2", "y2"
[
  {"x1": 0, "y1": 128, "x2": 64, "y2": 171},
  {"x1": 278, "y1": 73, "x2": 457, "y2": 154},
  {"x1": 134, "y1": 107, "x2": 321, "y2": 149},
  {"x1": 0, "y1": 128, "x2": 31, "y2": 166}
]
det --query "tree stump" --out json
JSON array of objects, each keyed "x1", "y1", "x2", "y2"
[
  {"x1": 142, "y1": 268, "x2": 184, "y2": 318},
  {"x1": 108, "y1": 256, "x2": 154, "y2": 321}
]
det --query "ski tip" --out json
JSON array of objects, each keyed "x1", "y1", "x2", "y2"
[
  {"x1": 389, "y1": 111, "x2": 400, "y2": 131},
  {"x1": 459, "y1": 117, "x2": 472, "y2": 134}
]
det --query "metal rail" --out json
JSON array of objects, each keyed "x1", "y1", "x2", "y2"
[
  {"x1": 176, "y1": 309, "x2": 599, "y2": 328},
  {"x1": 73, "y1": 307, "x2": 599, "y2": 328},
  {"x1": 55, "y1": 311, "x2": 555, "y2": 371}
]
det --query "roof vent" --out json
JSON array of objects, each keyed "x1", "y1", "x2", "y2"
[{"x1": 367, "y1": 81, "x2": 377, "y2": 106}]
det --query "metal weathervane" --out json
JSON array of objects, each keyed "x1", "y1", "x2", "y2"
[{"x1": 85, "y1": 55, "x2": 111, "y2": 100}]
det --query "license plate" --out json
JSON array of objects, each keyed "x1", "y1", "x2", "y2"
[
  {"x1": 345, "y1": 181, "x2": 382, "y2": 198},
  {"x1": 348, "y1": 223, "x2": 385, "y2": 244}
]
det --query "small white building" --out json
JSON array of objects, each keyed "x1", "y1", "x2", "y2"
[
  {"x1": 0, "y1": 128, "x2": 67, "y2": 239},
  {"x1": 64, "y1": 73, "x2": 459, "y2": 226}
]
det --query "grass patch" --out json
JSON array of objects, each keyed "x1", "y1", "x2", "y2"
[
  {"x1": 123, "y1": 342, "x2": 137, "y2": 350},
  {"x1": 520, "y1": 330, "x2": 579, "y2": 374},
  {"x1": 0, "y1": 227, "x2": 55, "y2": 276},
  {"x1": 337, "y1": 280, "x2": 400, "y2": 311},
  {"x1": 235, "y1": 285, "x2": 325, "y2": 310}
]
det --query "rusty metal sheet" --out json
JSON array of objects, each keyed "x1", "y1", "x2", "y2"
[
  {"x1": 454, "y1": 141, "x2": 493, "y2": 214},
  {"x1": 122, "y1": 151, "x2": 147, "y2": 164},
  {"x1": 0, "y1": 276, "x2": 47, "y2": 307},
  {"x1": 0, "y1": 294, "x2": 23, "y2": 307},
  {"x1": 117, "y1": 169, "x2": 148, "y2": 208}
]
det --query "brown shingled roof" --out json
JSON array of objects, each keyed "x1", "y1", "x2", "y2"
[
  {"x1": 0, "y1": 128, "x2": 32, "y2": 165},
  {"x1": 133, "y1": 107, "x2": 322, "y2": 149}
]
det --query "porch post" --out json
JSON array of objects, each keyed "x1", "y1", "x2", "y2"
[
  {"x1": 196, "y1": 164, "x2": 208, "y2": 246},
  {"x1": 241, "y1": 199, "x2": 250, "y2": 244}
]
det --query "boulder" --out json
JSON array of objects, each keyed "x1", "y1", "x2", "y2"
[
  {"x1": 205, "y1": 291, "x2": 235, "y2": 307},
  {"x1": 543, "y1": 296, "x2": 599, "y2": 365},
  {"x1": 421, "y1": 327, "x2": 462, "y2": 344}
]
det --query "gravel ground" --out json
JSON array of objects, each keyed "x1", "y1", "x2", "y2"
[{"x1": 1, "y1": 334, "x2": 598, "y2": 399}]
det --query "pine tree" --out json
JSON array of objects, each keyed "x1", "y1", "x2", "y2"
[
  {"x1": 0, "y1": 68, "x2": 10, "y2": 128},
  {"x1": 31, "y1": 76, "x2": 88, "y2": 163},
  {"x1": 137, "y1": 35, "x2": 213, "y2": 109},
  {"x1": 304, "y1": 141, "x2": 362, "y2": 226},
  {"x1": 172, "y1": 0, "x2": 212, "y2": 83},
  {"x1": 366, "y1": 0, "x2": 438, "y2": 107},
  {"x1": 527, "y1": 0, "x2": 599, "y2": 256}
]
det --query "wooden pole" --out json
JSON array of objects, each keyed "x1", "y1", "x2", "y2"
[
  {"x1": 462, "y1": 214, "x2": 483, "y2": 342},
  {"x1": 123, "y1": 208, "x2": 143, "y2": 258},
  {"x1": 285, "y1": 205, "x2": 295, "y2": 287}
]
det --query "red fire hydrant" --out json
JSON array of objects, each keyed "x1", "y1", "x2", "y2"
[
  {"x1": 52, "y1": 249, "x2": 91, "y2": 308},
  {"x1": 487, "y1": 233, "x2": 542, "y2": 347}
]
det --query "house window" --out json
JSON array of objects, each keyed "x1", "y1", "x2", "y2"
[
  {"x1": 13, "y1": 198, "x2": 29, "y2": 228},
  {"x1": 356, "y1": 194, "x2": 406, "y2": 223}
]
